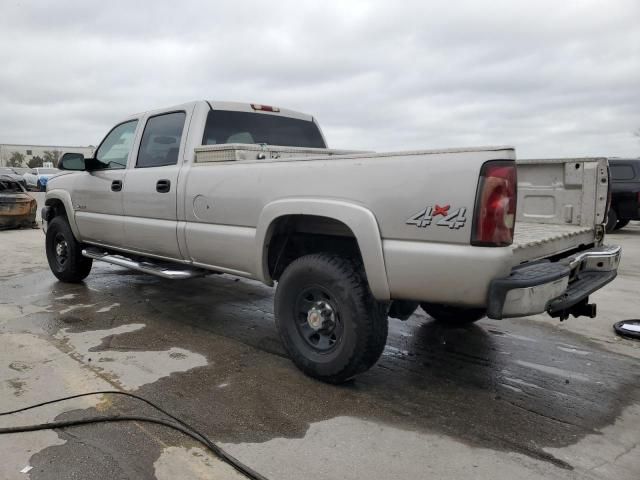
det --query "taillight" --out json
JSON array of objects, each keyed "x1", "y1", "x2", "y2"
[{"x1": 471, "y1": 160, "x2": 517, "y2": 246}]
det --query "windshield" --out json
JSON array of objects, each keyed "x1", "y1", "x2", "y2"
[
  {"x1": 37, "y1": 169, "x2": 59, "y2": 174},
  {"x1": 202, "y1": 110, "x2": 326, "y2": 148}
]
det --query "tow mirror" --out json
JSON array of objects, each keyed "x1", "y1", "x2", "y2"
[{"x1": 59, "y1": 153, "x2": 86, "y2": 171}]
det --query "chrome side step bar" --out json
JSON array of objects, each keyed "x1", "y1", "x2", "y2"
[{"x1": 82, "y1": 247, "x2": 208, "y2": 280}]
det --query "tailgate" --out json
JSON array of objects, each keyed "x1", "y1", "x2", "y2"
[{"x1": 513, "y1": 157, "x2": 609, "y2": 263}]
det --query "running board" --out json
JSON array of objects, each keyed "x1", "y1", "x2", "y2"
[{"x1": 82, "y1": 247, "x2": 208, "y2": 280}]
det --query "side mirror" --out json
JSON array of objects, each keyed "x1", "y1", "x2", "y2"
[{"x1": 59, "y1": 153, "x2": 86, "y2": 171}]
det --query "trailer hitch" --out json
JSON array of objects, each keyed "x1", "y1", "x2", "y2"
[{"x1": 550, "y1": 298, "x2": 597, "y2": 321}]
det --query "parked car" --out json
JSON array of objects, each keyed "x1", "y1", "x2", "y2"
[
  {"x1": 0, "y1": 175, "x2": 38, "y2": 229},
  {"x1": 42, "y1": 100, "x2": 621, "y2": 383},
  {"x1": 607, "y1": 158, "x2": 640, "y2": 232},
  {"x1": 23, "y1": 167, "x2": 60, "y2": 191},
  {"x1": 0, "y1": 167, "x2": 27, "y2": 189}
]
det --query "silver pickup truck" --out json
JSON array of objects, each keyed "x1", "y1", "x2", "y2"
[{"x1": 42, "y1": 100, "x2": 621, "y2": 383}]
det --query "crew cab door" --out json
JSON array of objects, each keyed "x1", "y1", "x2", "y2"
[
  {"x1": 73, "y1": 119, "x2": 138, "y2": 247},
  {"x1": 121, "y1": 110, "x2": 188, "y2": 259}
]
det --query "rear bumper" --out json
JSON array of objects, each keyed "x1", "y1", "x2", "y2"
[{"x1": 487, "y1": 245, "x2": 621, "y2": 319}]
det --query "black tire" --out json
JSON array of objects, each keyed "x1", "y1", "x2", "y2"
[
  {"x1": 614, "y1": 219, "x2": 629, "y2": 230},
  {"x1": 46, "y1": 216, "x2": 92, "y2": 283},
  {"x1": 420, "y1": 302, "x2": 486, "y2": 326},
  {"x1": 606, "y1": 209, "x2": 618, "y2": 233},
  {"x1": 274, "y1": 253, "x2": 388, "y2": 383}
]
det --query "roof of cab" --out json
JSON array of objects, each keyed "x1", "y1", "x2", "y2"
[
  {"x1": 207, "y1": 101, "x2": 313, "y2": 122},
  {"x1": 127, "y1": 101, "x2": 314, "y2": 123}
]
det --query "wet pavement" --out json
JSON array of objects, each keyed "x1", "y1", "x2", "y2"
[{"x1": 0, "y1": 220, "x2": 639, "y2": 479}]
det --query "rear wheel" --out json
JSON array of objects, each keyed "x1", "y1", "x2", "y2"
[
  {"x1": 45, "y1": 216, "x2": 92, "y2": 283},
  {"x1": 275, "y1": 253, "x2": 388, "y2": 383},
  {"x1": 615, "y1": 219, "x2": 629, "y2": 230},
  {"x1": 606, "y1": 209, "x2": 618, "y2": 233},
  {"x1": 420, "y1": 302, "x2": 486, "y2": 326}
]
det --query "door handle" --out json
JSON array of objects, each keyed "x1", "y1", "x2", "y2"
[
  {"x1": 111, "y1": 180, "x2": 123, "y2": 192},
  {"x1": 156, "y1": 179, "x2": 171, "y2": 193}
]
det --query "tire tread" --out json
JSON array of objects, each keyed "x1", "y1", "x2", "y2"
[{"x1": 275, "y1": 253, "x2": 388, "y2": 383}]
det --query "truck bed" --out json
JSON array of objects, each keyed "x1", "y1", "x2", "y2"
[
  {"x1": 513, "y1": 157, "x2": 608, "y2": 264},
  {"x1": 512, "y1": 222, "x2": 594, "y2": 263}
]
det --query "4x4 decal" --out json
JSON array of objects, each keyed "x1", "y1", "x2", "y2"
[{"x1": 406, "y1": 204, "x2": 467, "y2": 229}]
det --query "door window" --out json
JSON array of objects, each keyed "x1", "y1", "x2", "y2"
[
  {"x1": 136, "y1": 112, "x2": 186, "y2": 168},
  {"x1": 95, "y1": 120, "x2": 138, "y2": 170}
]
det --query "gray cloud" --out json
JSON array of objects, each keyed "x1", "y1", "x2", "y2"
[{"x1": 0, "y1": 0, "x2": 638, "y2": 158}]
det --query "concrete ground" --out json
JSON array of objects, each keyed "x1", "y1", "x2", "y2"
[{"x1": 0, "y1": 200, "x2": 639, "y2": 479}]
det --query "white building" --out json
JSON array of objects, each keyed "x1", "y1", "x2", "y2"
[{"x1": 0, "y1": 143, "x2": 95, "y2": 168}]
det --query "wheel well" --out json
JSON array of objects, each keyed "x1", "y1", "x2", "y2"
[
  {"x1": 45, "y1": 199, "x2": 67, "y2": 220},
  {"x1": 266, "y1": 215, "x2": 364, "y2": 281}
]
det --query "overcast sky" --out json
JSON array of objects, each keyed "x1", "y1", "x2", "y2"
[{"x1": 1, "y1": 0, "x2": 639, "y2": 158}]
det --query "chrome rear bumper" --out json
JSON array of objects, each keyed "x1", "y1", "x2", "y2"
[{"x1": 487, "y1": 245, "x2": 621, "y2": 320}]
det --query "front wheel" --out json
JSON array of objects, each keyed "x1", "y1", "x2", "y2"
[
  {"x1": 45, "y1": 216, "x2": 93, "y2": 283},
  {"x1": 275, "y1": 253, "x2": 388, "y2": 383},
  {"x1": 420, "y1": 302, "x2": 486, "y2": 326}
]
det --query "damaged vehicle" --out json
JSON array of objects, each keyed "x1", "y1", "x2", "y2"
[
  {"x1": 0, "y1": 167, "x2": 27, "y2": 190},
  {"x1": 0, "y1": 175, "x2": 38, "y2": 230}
]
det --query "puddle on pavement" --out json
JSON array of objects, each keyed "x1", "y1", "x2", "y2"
[
  {"x1": 54, "y1": 323, "x2": 208, "y2": 390},
  {"x1": 2, "y1": 267, "x2": 639, "y2": 475}
]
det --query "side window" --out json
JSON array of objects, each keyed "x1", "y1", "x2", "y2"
[
  {"x1": 95, "y1": 120, "x2": 138, "y2": 169},
  {"x1": 136, "y1": 112, "x2": 186, "y2": 168}
]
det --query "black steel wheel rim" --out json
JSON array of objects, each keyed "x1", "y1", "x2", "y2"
[{"x1": 294, "y1": 285, "x2": 343, "y2": 353}]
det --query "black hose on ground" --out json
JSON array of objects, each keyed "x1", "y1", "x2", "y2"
[{"x1": 0, "y1": 390, "x2": 270, "y2": 480}]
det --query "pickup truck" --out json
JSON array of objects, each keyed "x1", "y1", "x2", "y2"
[
  {"x1": 42, "y1": 100, "x2": 621, "y2": 383},
  {"x1": 607, "y1": 158, "x2": 640, "y2": 232}
]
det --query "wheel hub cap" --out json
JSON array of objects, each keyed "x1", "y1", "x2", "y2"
[{"x1": 307, "y1": 301, "x2": 335, "y2": 331}]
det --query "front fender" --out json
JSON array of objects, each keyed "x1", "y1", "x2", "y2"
[
  {"x1": 255, "y1": 198, "x2": 390, "y2": 301},
  {"x1": 45, "y1": 189, "x2": 81, "y2": 239}
]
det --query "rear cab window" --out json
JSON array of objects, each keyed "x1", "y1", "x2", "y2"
[{"x1": 202, "y1": 110, "x2": 326, "y2": 148}]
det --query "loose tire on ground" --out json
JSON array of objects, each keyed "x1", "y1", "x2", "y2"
[
  {"x1": 420, "y1": 302, "x2": 486, "y2": 326},
  {"x1": 274, "y1": 253, "x2": 388, "y2": 383},
  {"x1": 45, "y1": 216, "x2": 93, "y2": 283},
  {"x1": 606, "y1": 209, "x2": 618, "y2": 233}
]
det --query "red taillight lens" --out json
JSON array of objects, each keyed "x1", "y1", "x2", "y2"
[{"x1": 471, "y1": 161, "x2": 517, "y2": 246}]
